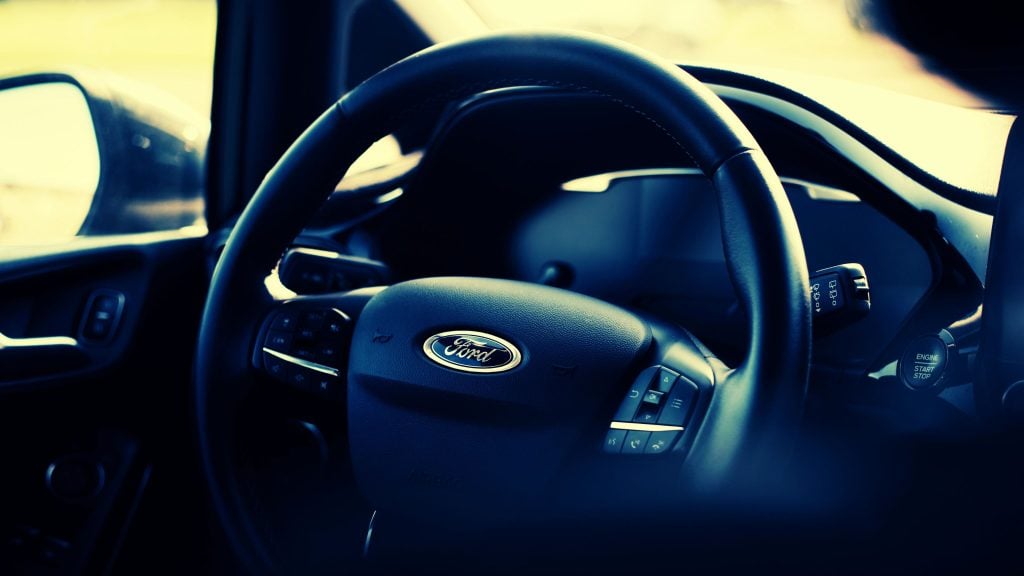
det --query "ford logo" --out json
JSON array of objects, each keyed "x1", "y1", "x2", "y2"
[{"x1": 422, "y1": 330, "x2": 522, "y2": 373}]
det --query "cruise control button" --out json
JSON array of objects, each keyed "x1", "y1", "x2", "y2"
[
  {"x1": 603, "y1": 429, "x2": 627, "y2": 454},
  {"x1": 622, "y1": 431, "x2": 650, "y2": 454},
  {"x1": 644, "y1": 431, "x2": 679, "y2": 454},
  {"x1": 657, "y1": 376, "x2": 698, "y2": 426},
  {"x1": 266, "y1": 331, "x2": 293, "y2": 351}
]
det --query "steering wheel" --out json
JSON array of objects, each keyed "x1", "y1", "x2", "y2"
[{"x1": 195, "y1": 32, "x2": 811, "y2": 573}]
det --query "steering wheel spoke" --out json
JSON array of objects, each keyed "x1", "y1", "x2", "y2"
[
  {"x1": 252, "y1": 289, "x2": 381, "y2": 399},
  {"x1": 603, "y1": 321, "x2": 717, "y2": 457}
]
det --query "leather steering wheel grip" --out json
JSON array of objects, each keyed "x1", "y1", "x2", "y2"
[{"x1": 195, "y1": 31, "x2": 810, "y2": 572}]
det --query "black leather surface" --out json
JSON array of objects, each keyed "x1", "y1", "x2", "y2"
[
  {"x1": 194, "y1": 31, "x2": 811, "y2": 572},
  {"x1": 347, "y1": 277, "x2": 650, "y2": 516},
  {"x1": 688, "y1": 150, "x2": 810, "y2": 490},
  {"x1": 339, "y1": 33, "x2": 758, "y2": 174},
  {"x1": 194, "y1": 105, "x2": 364, "y2": 572}
]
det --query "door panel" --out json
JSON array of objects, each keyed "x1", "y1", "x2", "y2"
[{"x1": 0, "y1": 231, "x2": 208, "y2": 574}]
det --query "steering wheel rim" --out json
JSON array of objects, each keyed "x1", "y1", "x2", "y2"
[{"x1": 195, "y1": 31, "x2": 811, "y2": 572}]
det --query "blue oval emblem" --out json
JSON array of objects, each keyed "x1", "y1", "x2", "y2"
[{"x1": 422, "y1": 330, "x2": 521, "y2": 373}]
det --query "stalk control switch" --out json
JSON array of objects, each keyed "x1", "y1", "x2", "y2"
[{"x1": 810, "y1": 263, "x2": 870, "y2": 329}]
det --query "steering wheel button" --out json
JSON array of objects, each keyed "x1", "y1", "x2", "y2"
[
  {"x1": 266, "y1": 331, "x2": 293, "y2": 351},
  {"x1": 614, "y1": 386, "x2": 645, "y2": 421},
  {"x1": 271, "y1": 312, "x2": 298, "y2": 332},
  {"x1": 654, "y1": 368, "x2": 678, "y2": 392},
  {"x1": 634, "y1": 404, "x2": 660, "y2": 424},
  {"x1": 293, "y1": 348, "x2": 317, "y2": 362},
  {"x1": 263, "y1": 352, "x2": 289, "y2": 381},
  {"x1": 644, "y1": 431, "x2": 679, "y2": 454},
  {"x1": 324, "y1": 318, "x2": 346, "y2": 337},
  {"x1": 642, "y1": 390, "x2": 664, "y2": 405},
  {"x1": 613, "y1": 366, "x2": 660, "y2": 421},
  {"x1": 603, "y1": 429, "x2": 627, "y2": 454},
  {"x1": 287, "y1": 367, "x2": 312, "y2": 391},
  {"x1": 300, "y1": 310, "x2": 326, "y2": 328},
  {"x1": 316, "y1": 344, "x2": 341, "y2": 365},
  {"x1": 312, "y1": 375, "x2": 337, "y2": 398},
  {"x1": 622, "y1": 431, "x2": 651, "y2": 455},
  {"x1": 657, "y1": 377, "x2": 698, "y2": 426}
]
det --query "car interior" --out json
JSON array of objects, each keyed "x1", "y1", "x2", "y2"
[{"x1": 1, "y1": 0, "x2": 1023, "y2": 574}]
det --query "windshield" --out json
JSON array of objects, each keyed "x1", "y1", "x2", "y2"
[{"x1": 467, "y1": 0, "x2": 986, "y2": 108}]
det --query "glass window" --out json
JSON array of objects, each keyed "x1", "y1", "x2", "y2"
[
  {"x1": 0, "y1": 0, "x2": 216, "y2": 246},
  {"x1": 467, "y1": 0, "x2": 985, "y2": 108}
]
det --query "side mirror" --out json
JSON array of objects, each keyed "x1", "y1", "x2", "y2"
[
  {"x1": 0, "y1": 79, "x2": 99, "y2": 244},
  {"x1": 0, "y1": 72, "x2": 207, "y2": 245}
]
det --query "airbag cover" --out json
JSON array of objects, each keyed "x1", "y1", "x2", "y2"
[{"x1": 348, "y1": 276, "x2": 650, "y2": 516}]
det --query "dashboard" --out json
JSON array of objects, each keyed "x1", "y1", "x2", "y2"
[{"x1": 282, "y1": 73, "x2": 993, "y2": 432}]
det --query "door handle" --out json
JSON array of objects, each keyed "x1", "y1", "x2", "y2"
[
  {"x1": 0, "y1": 331, "x2": 88, "y2": 381},
  {"x1": 0, "y1": 332, "x2": 79, "y2": 349}
]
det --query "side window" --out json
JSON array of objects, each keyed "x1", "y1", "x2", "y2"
[{"x1": 0, "y1": 0, "x2": 216, "y2": 246}]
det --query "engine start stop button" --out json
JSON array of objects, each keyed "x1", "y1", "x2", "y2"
[{"x1": 898, "y1": 335, "x2": 949, "y2": 390}]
